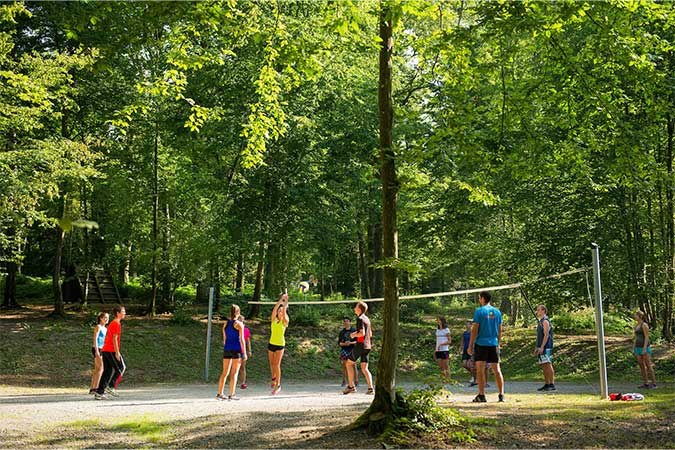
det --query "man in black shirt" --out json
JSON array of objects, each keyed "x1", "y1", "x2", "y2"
[{"x1": 338, "y1": 317, "x2": 358, "y2": 387}]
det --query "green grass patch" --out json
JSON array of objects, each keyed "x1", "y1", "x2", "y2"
[{"x1": 110, "y1": 415, "x2": 173, "y2": 443}]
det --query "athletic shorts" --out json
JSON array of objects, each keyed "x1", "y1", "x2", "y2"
[
  {"x1": 268, "y1": 343, "x2": 285, "y2": 352},
  {"x1": 91, "y1": 347, "x2": 102, "y2": 358},
  {"x1": 634, "y1": 346, "x2": 652, "y2": 356},
  {"x1": 537, "y1": 348, "x2": 553, "y2": 365},
  {"x1": 223, "y1": 350, "x2": 241, "y2": 359},
  {"x1": 340, "y1": 348, "x2": 353, "y2": 361},
  {"x1": 462, "y1": 350, "x2": 471, "y2": 361},
  {"x1": 474, "y1": 344, "x2": 500, "y2": 363},
  {"x1": 435, "y1": 351, "x2": 449, "y2": 360},
  {"x1": 349, "y1": 344, "x2": 370, "y2": 363}
]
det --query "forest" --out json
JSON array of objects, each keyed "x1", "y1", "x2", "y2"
[{"x1": 2, "y1": 0, "x2": 675, "y2": 342}]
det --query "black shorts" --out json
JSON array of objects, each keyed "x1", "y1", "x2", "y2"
[
  {"x1": 348, "y1": 344, "x2": 370, "y2": 363},
  {"x1": 462, "y1": 350, "x2": 471, "y2": 361},
  {"x1": 474, "y1": 344, "x2": 500, "y2": 363},
  {"x1": 223, "y1": 350, "x2": 241, "y2": 359},
  {"x1": 91, "y1": 347, "x2": 102, "y2": 358},
  {"x1": 435, "y1": 351, "x2": 449, "y2": 360},
  {"x1": 268, "y1": 343, "x2": 285, "y2": 352}
]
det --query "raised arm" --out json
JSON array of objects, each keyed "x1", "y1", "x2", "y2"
[{"x1": 271, "y1": 293, "x2": 289, "y2": 322}]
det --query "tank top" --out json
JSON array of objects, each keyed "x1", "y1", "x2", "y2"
[
  {"x1": 223, "y1": 320, "x2": 242, "y2": 352},
  {"x1": 634, "y1": 324, "x2": 646, "y2": 348},
  {"x1": 96, "y1": 326, "x2": 107, "y2": 349},
  {"x1": 269, "y1": 319, "x2": 287, "y2": 346},
  {"x1": 436, "y1": 328, "x2": 450, "y2": 352},
  {"x1": 536, "y1": 316, "x2": 553, "y2": 349},
  {"x1": 462, "y1": 330, "x2": 471, "y2": 351}
]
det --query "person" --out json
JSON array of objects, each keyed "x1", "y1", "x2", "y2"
[
  {"x1": 435, "y1": 316, "x2": 451, "y2": 381},
  {"x1": 343, "y1": 301, "x2": 374, "y2": 395},
  {"x1": 268, "y1": 293, "x2": 289, "y2": 395},
  {"x1": 238, "y1": 315, "x2": 252, "y2": 389},
  {"x1": 468, "y1": 292, "x2": 505, "y2": 403},
  {"x1": 535, "y1": 304, "x2": 556, "y2": 392},
  {"x1": 95, "y1": 305, "x2": 126, "y2": 400},
  {"x1": 460, "y1": 320, "x2": 476, "y2": 385},
  {"x1": 89, "y1": 312, "x2": 108, "y2": 394},
  {"x1": 338, "y1": 316, "x2": 358, "y2": 387},
  {"x1": 217, "y1": 305, "x2": 247, "y2": 400},
  {"x1": 633, "y1": 310, "x2": 656, "y2": 389}
]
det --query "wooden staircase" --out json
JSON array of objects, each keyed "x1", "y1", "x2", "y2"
[{"x1": 80, "y1": 270, "x2": 121, "y2": 304}]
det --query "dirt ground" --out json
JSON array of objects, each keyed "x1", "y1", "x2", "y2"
[{"x1": 2, "y1": 380, "x2": 671, "y2": 448}]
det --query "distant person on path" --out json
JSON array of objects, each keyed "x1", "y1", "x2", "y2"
[
  {"x1": 460, "y1": 320, "x2": 476, "y2": 385},
  {"x1": 95, "y1": 305, "x2": 126, "y2": 400},
  {"x1": 268, "y1": 293, "x2": 289, "y2": 395},
  {"x1": 633, "y1": 310, "x2": 656, "y2": 389},
  {"x1": 217, "y1": 305, "x2": 247, "y2": 400},
  {"x1": 338, "y1": 316, "x2": 358, "y2": 387},
  {"x1": 238, "y1": 315, "x2": 252, "y2": 390},
  {"x1": 535, "y1": 304, "x2": 556, "y2": 392},
  {"x1": 89, "y1": 312, "x2": 108, "y2": 394},
  {"x1": 343, "y1": 301, "x2": 373, "y2": 395},
  {"x1": 468, "y1": 292, "x2": 505, "y2": 403},
  {"x1": 435, "y1": 316, "x2": 451, "y2": 381}
]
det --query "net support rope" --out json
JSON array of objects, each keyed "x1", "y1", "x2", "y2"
[{"x1": 248, "y1": 267, "x2": 590, "y2": 305}]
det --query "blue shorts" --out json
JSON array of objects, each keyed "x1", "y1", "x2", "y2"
[
  {"x1": 537, "y1": 348, "x2": 553, "y2": 365},
  {"x1": 634, "y1": 346, "x2": 651, "y2": 356}
]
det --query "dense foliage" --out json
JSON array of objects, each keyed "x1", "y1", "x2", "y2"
[{"x1": 1, "y1": 0, "x2": 674, "y2": 338}]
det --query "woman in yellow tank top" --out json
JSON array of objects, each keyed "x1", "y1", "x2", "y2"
[{"x1": 268, "y1": 293, "x2": 289, "y2": 395}]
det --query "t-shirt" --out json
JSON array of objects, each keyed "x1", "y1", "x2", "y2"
[
  {"x1": 101, "y1": 320, "x2": 121, "y2": 352},
  {"x1": 462, "y1": 330, "x2": 471, "y2": 352},
  {"x1": 338, "y1": 327, "x2": 356, "y2": 351},
  {"x1": 473, "y1": 305, "x2": 502, "y2": 347},
  {"x1": 436, "y1": 328, "x2": 450, "y2": 352},
  {"x1": 356, "y1": 315, "x2": 371, "y2": 350},
  {"x1": 243, "y1": 327, "x2": 251, "y2": 341}
]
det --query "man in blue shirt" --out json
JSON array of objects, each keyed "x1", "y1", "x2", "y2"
[{"x1": 468, "y1": 291, "x2": 505, "y2": 403}]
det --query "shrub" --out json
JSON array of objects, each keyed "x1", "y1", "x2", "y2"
[{"x1": 292, "y1": 306, "x2": 321, "y2": 326}]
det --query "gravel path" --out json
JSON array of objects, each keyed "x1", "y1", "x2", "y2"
[{"x1": 0, "y1": 380, "x2": 653, "y2": 448}]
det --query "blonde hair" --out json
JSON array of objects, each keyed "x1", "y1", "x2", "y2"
[
  {"x1": 635, "y1": 310, "x2": 646, "y2": 321},
  {"x1": 230, "y1": 304, "x2": 240, "y2": 320},
  {"x1": 355, "y1": 301, "x2": 368, "y2": 314}
]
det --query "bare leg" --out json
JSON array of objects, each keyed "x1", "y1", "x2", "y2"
[
  {"x1": 636, "y1": 355, "x2": 648, "y2": 384},
  {"x1": 341, "y1": 359, "x2": 347, "y2": 384},
  {"x1": 239, "y1": 358, "x2": 247, "y2": 384},
  {"x1": 475, "y1": 361, "x2": 486, "y2": 395},
  {"x1": 218, "y1": 359, "x2": 233, "y2": 396},
  {"x1": 268, "y1": 350, "x2": 275, "y2": 386},
  {"x1": 346, "y1": 359, "x2": 355, "y2": 387},
  {"x1": 643, "y1": 354, "x2": 656, "y2": 384},
  {"x1": 228, "y1": 359, "x2": 241, "y2": 396},
  {"x1": 91, "y1": 355, "x2": 104, "y2": 390},
  {"x1": 360, "y1": 362, "x2": 373, "y2": 390},
  {"x1": 491, "y1": 363, "x2": 504, "y2": 395}
]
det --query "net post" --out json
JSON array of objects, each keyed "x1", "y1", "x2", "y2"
[
  {"x1": 591, "y1": 243, "x2": 608, "y2": 399},
  {"x1": 205, "y1": 286, "x2": 214, "y2": 382}
]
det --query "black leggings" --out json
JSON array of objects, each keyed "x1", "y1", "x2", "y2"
[{"x1": 97, "y1": 352, "x2": 125, "y2": 394}]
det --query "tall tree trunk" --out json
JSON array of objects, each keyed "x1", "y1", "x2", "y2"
[
  {"x1": 358, "y1": 232, "x2": 371, "y2": 299},
  {"x1": 365, "y1": 1, "x2": 400, "y2": 430},
  {"x1": 149, "y1": 117, "x2": 159, "y2": 316},
  {"x1": 213, "y1": 263, "x2": 222, "y2": 314},
  {"x1": 160, "y1": 201, "x2": 171, "y2": 310},
  {"x1": 248, "y1": 241, "x2": 265, "y2": 318},
  {"x1": 664, "y1": 116, "x2": 674, "y2": 340},
  {"x1": 235, "y1": 251, "x2": 245, "y2": 293},
  {"x1": 368, "y1": 222, "x2": 384, "y2": 297},
  {"x1": 52, "y1": 226, "x2": 66, "y2": 317},
  {"x1": 2, "y1": 261, "x2": 18, "y2": 308}
]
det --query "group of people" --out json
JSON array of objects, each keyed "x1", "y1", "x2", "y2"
[{"x1": 88, "y1": 291, "x2": 658, "y2": 403}]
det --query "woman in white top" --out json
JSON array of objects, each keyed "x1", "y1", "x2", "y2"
[{"x1": 435, "y1": 316, "x2": 451, "y2": 381}]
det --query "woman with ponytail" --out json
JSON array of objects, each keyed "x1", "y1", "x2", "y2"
[{"x1": 216, "y1": 304, "x2": 247, "y2": 400}]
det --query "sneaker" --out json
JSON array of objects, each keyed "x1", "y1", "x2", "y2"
[
  {"x1": 240, "y1": 383, "x2": 248, "y2": 389},
  {"x1": 355, "y1": 381, "x2": 359, "y2": 387},
  {"x1": 94, "y1": 393, "x2": 107, "y2": 400},
  {"x1": 216, "y1": 394, "x2": 227, "y2": 400},
  {"x1": 544, "y1": 384, "x2": 557, "y2": 392},
  {"x1": 88, "y1": 388, "x2": 97, "y2": 394},
  {"x1": 228, "y1": 395, "x2": 240, "y2": 401},
  {"x1": 272, "y1": 385, "x2": 281, "y2": 395},
  {"x1": 341, "y1": 381, "x2": 346, "y2": 387},
  {"x1": 105, "y1": 388, "x2": 119, "y2": 398},
  {"x1": 472, "y1": 394, "x2": 486, "y2": 403},
  {"x1": 342, "y1": 385, "x2": 356, "y2": 395},
  {"x1": 638, "y1": 383, "x2": 650, "y2": 389},
  {"x1": 537, "y1": 384, "x2": 550, "y2": 391},
  {"x1": 469, "y1": 381, "x2": 478, "y2": 387},
  {"x1": 271, "y1": 378, "x2": 276, "y2": 388},
  {"x1": 498, "y1": 394, "x2": 505, "y2": 402},
  {"x1": 366, "y1": 388, "x2": 374, "y2": 395},
  {"x1": 648, "y1": 383, "x2": 657, "y2": 389},
  {"x1": 485, "y1": 383, "x2": 490, "y2": 388}
]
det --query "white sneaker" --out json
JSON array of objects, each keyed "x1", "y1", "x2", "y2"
[
  {"x1": 105, "y1": 388, "x2": 119, "y2": 398},
  {"x1": 94, "y1": 393, "x2": 107, "y2": 400}
]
